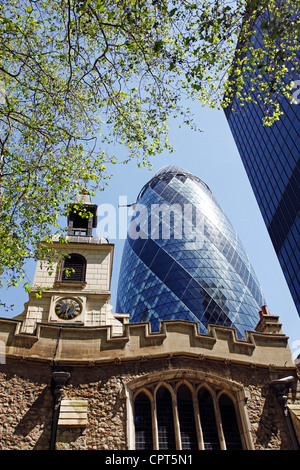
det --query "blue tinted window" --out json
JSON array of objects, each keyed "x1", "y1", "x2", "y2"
[{"x1": 226, "y1": 51, "x2": 300, "y2": 316}]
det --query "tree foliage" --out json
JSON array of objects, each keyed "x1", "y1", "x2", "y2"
[{"x1": 0, "y1": 0, "x2": 299, "y2": 294}]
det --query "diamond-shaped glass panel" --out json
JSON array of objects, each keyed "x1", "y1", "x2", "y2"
[{"x1": 116, "y1": 165, "x2": 265, "y2": 339}]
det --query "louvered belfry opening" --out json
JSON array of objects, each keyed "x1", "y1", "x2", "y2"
[{"x1": 61, "y1": 254, "x2": 86, "y2": 283}]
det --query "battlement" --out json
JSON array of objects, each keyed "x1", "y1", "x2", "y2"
[{"x1": 0, "y1": 315, "x2": 295, "y2": 370}]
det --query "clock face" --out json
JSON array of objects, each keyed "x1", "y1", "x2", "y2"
[{"x1": 55, "y1": 298, "x2": 81, "y2": 320}]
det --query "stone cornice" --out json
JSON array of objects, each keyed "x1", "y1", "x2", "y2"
[{"x1": 0, "y1": 316, "x2": 295, "y2": 371}]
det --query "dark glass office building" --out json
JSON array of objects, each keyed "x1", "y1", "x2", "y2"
[
  {"x1": 224, "y1": 17, "x2": 300, "y2": 316},
  {"x1": 116, "y1": 165, "x2": 265, "y2": 339}
]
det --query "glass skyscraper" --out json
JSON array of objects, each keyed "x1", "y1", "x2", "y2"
[
  {"x1": 116, "y1": 165, "x2": 265, "y2": 339},
  {"x1": 224, "y1": 15, "x2": 300, "y2": 316}
]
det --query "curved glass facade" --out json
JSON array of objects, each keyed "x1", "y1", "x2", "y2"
[{"x1": 116, "y1": 165, "x2": 265, "y2": 339}]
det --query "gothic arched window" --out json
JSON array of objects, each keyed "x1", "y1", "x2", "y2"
[
  {"x1": 132, "y1": 377, "x2": 247, "y2": 450},
  {"x1": 134, "y1": 392, "x2": 153, "y2": 450},
  {"x1": 156, "y1": 386, "x2": 176, "y2": 450},
  {"x1": 218, "y1": 393, "x2": 243, "y2": 450},
  {"x1": 59, "y1": 253, "x2": 87, "y2": 284},
  {"x1": 198, "y1": 388, "x2": 220, "y2": 450},
  {"x1": 177, "y1": 384, "x2": 198, "y2": 449}
]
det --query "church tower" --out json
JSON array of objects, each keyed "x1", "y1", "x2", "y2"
[{"x1": 18, "y1": 192, "x2": 127, "y2": 334}]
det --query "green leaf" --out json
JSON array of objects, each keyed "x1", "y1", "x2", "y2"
[{"x1": 153, "y1": 40, "x2": 164, "y2": 53}]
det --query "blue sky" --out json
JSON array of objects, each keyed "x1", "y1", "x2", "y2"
[{"x1": 1, "y1": 101, "x2": 299, "y2": 358}]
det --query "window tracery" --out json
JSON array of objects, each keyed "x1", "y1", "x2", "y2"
[{"x1": 131, "y1": 375, "x2": 246, "y2": 450}]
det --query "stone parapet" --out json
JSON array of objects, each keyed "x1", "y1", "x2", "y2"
[{"x1": 0, "y1": 316, "x2": 295, "y2": 371}]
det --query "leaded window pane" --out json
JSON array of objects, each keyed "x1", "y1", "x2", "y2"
[
  {"x1": 177, "y1": 385, "x2": 198, "y2": 450},
  {"x1": 156, "y1": 387, "x2": 176, "y2": 450},
  {"x1": 134, "y1": 392, "x2": 153, "y2": 450},
  {"x1": 219, "y1": 394, "x2": 243, "y2": 450},
  {"x1": 198, "y1": 389, "x2": 220, "y2": 450}
]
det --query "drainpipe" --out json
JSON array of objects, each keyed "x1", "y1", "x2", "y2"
[
  {"x1": 49, "y1": 371, "x2": 70, "y2": 450},
  {"x1": 270, "y1": 376, "x2": 299, "y2": 450}
]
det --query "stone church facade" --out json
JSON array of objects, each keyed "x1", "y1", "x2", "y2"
[{"x1": 0, "y1": 195, "x2": 299, "y2": 451}]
